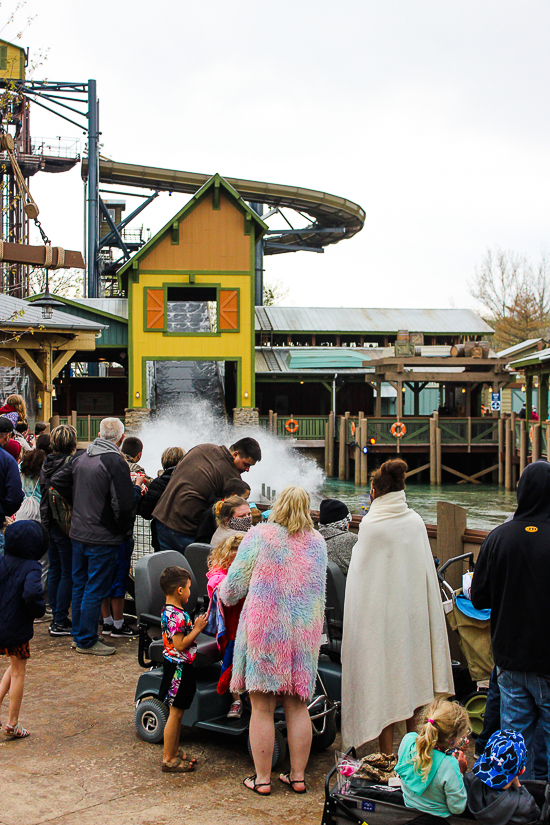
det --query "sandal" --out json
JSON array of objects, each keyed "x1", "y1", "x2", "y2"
[
  {"x1": 279, "y1": 772, "x2": 307, "y2": 793},
  {"x1": 177, "y1": 749, "x2": 197, "y2": 764},
  {"x1": 162, "y1": 757, "x2": 195, "y2": 773},
  {"x1": 243, "y1": 774, "x2": 271, "y2": 795},
  {"x1": 4, "y1": 722, "x2": 30, "y2": 739}
]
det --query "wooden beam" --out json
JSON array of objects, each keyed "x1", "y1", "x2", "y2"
[
  {"x1": 440, "y1": 464, "x2": 482, "y2": 484},
  {"x1": 382, "y1": 371, "x2": 506, "y2": 384},
  {"x1": 51, "y1": 350, "x2": 76, "y2": 379},
  {"x1": 14, "y1": 347, "x2": 43, "y2": 383},
  {"x1": 457, "y1": 463, "x2": 499, "y2": 482},
  {"x1": 0, "y1": 241, "x2": 84, "y2": 268},
  {"x1": 405, "y1": 462, "x2": 431, "y2": 478},
  {"x1": 373, "y1": 357, "x2": 509, "y2": 368}
]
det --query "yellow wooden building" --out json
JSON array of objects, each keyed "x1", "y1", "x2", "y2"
[
  {"x1": 0, "y1": 38, "x2": 26, "y2": 81},
  {"x1": 118, "y1": 174, "x2": 267, "y2": 424}
]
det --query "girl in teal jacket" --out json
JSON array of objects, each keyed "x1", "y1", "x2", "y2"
[{"x1": 396, "y1": 699, "x2": 471, "y2": 818}]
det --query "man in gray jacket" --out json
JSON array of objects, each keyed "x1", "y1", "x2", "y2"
[
  {"x1": 318, "y1": 499, "x2": 358, "y2": 576},
  {"x1": 52, "y1": 418, "x2": 142, "y2": 656}
]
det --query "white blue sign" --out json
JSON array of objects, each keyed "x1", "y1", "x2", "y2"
[{"x1": 491, "y1": 392, "x2": 501, "y2": 411}]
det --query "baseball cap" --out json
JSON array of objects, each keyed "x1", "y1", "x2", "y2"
[
  {"x1": 0, "y1": 416, "x2": 14, "y2": 434},
  {"x1": 472, "y1": 729, "x2": 527, "y2": 789}
]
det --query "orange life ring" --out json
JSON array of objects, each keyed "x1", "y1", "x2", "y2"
[
  {"x1": 529, "y1": 426, "x2": 533, "y2": 443},
  {"x1": 351, "y1": 423, "x2": 356, "y2": 436},
  {"x1": 391, "y1": 421, "x2": 407, "y2": 438},
  {"x1": 285, "y1": 418, "x2": 299, "y2": 434}
]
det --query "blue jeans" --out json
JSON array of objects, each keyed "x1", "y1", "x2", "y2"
[
  {"x1": 498, "y1": 669, "x2": 550, "y2": 780},
  {"x1": 48, "y1": 524, "x2": 73, "y2": 625},
  {"x1": 156, "y1": 521, "x2": 195, "y2": 555},
  {"x1": 71, "y1": 541, "x2": 119, "y2": 649}
]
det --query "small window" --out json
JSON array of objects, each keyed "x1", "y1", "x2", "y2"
[{"x1": 166, "y1": 287, "x2": 217, "y2": 333}]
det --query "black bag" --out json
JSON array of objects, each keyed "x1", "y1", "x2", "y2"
[{"x1": 48, "y1": 456, "x2": 72, "y2": 535}]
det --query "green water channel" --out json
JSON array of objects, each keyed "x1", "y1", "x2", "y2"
[{"x1": 321, "y1": 479, "x2": 518, "y2": 530}]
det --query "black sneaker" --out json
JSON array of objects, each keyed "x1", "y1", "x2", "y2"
[
  {"x1": 49, "y1": 622, "x2": 72, "y2": 636},
  {"x1": 101, "y1": 622, "x2": 114, "y2": 636},
  {"x1": 110, "y1": 622, "x2": 137, "y2": 638}
]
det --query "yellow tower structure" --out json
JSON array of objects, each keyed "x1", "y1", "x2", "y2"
[
  {"x1": 118, "y1": 173, "x2": 267, "y2": 424},
  {"x1": 0, "y1": 38, "x2": 26, "y2": 81}
]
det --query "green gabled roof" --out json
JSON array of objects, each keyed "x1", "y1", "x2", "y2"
[
  {"x1": 118, "y1": 173, "x2": 268, "y2": 280},
  {"x1": 286, "y1": 349, "x2": 370, "y2": 370}
]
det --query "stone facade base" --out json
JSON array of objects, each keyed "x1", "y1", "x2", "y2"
[
  {"x1": 125, "y1": 407, "x2": 151, "y2": 434},
  {"x1": 233, "y1": 407, "x2": 259, "y2": 427}
]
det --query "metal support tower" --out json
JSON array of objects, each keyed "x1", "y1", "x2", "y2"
[{"x1": 86, "y1": 80, "x2": 99, "y2": 298}]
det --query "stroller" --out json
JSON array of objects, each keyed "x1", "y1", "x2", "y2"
[
  {"x1": 437, "y1": 552, "x2": 493, "y2": 738},
  {"x1": 322, "y1": 747, "x2": 550, "y2": 825},
  {"x1": 133, "y1": 548, "x2": 338, "y2": 765}
]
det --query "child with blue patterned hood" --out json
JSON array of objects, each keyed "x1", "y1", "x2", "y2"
[{"x1": 465, "y1": 730, "x2": 540, "y2": 824}]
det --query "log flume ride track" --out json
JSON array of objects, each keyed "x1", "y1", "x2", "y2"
[{"x1": 87, "y1": 158, "x2": 365, "y2": 255}]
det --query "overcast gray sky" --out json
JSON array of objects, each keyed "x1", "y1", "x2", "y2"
[{"x1": 9, "y1": 0, "x2": 550, "y2": 311}]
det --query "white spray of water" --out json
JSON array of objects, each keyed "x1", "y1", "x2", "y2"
[{"x1": 137, "y1": 398, "x2": 325, "y2": 502}]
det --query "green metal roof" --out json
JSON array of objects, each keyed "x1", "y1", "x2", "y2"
[
  {"x1": 27, "y1": 295, "x2": 128, "y2": 349},
  {"x1": 286, "y1": 349, "x2": 370, "y2": 370}
]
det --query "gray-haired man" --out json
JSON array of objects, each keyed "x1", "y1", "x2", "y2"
[{"x1": 52, "y1": 418, "x2": 143, "y2": 655}]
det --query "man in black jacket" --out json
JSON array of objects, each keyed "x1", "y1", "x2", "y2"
[
  {"x1": 52, "y1": 418, "x2": 143, "y2": 656},
  {"x1": 471, "y1": 459, "x2": 550, "y2": 780},
  {"x1": 0, "y1": 416, "x2": 24, "y2": 554}
]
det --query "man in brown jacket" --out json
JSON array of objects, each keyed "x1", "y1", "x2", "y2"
[{"x1": 153, "y1": 437, "x2": 261, "y2": 554}]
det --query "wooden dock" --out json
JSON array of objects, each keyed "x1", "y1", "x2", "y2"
[{"x1": 260, "y1": 411, "x2": 546, "y2": 487}]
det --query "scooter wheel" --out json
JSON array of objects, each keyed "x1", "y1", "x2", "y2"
[
  {"x1": 248, "y1": 727, "x2": 287, "y2": 768},
  {"x1": 135, "y1": 697, "x2": 169, "y2": 743}
]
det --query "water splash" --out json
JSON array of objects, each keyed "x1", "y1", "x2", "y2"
[{"x1": 137, "y1": 398, "x2": 325, "y2": 502}]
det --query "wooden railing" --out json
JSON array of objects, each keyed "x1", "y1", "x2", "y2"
[{"x1": 58, "y1": 416, "x2": 124, "y2": 442}]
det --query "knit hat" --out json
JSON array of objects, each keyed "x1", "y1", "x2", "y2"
[
  {"x1": 472, "y1": 730, "x2": 527, "y2": 789},
  {"x1": 319, "y1": 499, "x2": 350, "y2": 525}
]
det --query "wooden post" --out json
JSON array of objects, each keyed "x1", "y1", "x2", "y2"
[
  {"x1": 268, "y1": 409, "x2": 273, "y2": 434},
  {"x1": 87, "y1": 414, "x2": 91, "y2": 442},
  {"x1": 498, "y1": 416, "x2": 505, "y2": 486},
  {"x1": 344, "y1": 412, "x2": 350, "y2": 479},
  {"x1": 375, "y1": 381, "x2": 382, "y2": 417},
  {"x1": 324, "y1": 422, "x2": 330, "y2": 476},
  {"x1": 465, "y1": 385, "x2": 472, "y2": 418},
  {"x1": 354, "y1": 434, "x2": 361, "y2": 486},
  {"x1": 396, "y1": 380, "x2": 403, "y2": 421},
  {"x1": 338, "y1": 416, "x2": 346, "y2": 480},
  {"x1": 430, "y1": 417, "x2": 437, "y2": 485},
  {"x1": 49, "y1": 414, "x2": 59, "y2": 432},
  {"x1": 520, "y1": 420, "x2": 527, "y2": 476},
  {"x1": 272, "y1": 413, "x2": 278, "y2": 437},
  {"x1": 70, "y1": 410, "x2": 77, "y2": 430},
  {"x1": 505, "y1": 417, "x2": 513, "y2": 491},
  {"x1": 436, "y1": 424, "x2": 442, "y2": 485},
  {"x1": 327, "y1": 415, "x2": 335, "y2": 477},
  {"x1": 532, "y1": 423, "x2": 541, "y2": 462},
  {"x1": 437, "y1": 502, "x2": 468, "y2": 593},
  {"x1": 467, "y1": 416, "x2": 471, "y2": 453},
  {"x1": 360, "y1": 418, "x2": 368, "y2": 486}
]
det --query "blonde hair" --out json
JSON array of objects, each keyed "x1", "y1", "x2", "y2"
[
  {"x1": 268, "y1": 485, "x2": 314, "y2": 535},
  {"x1": 161, "y1": 446, "x2": 185, "y2": 470},
  {"x1": 6, "y1": 394, "x2": 26, "y2": 421},
  {"x1": 413, "y1": 699, "x2": 471, "y2": 781},
  {"x1": 208, "y1": 533, "x2": 244, "y2": 572},
  {"x1": 215, "y1": 495, "x2": 248, "y2": 526}
]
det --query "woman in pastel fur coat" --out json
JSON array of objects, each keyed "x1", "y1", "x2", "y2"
[{"x1": 220, "y1": 485, "x2": 327, "y2": 796}]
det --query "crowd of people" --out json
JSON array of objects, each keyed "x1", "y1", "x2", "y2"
[{"x1": 0, "y1": 397, "x2": 549, "y2": 820}]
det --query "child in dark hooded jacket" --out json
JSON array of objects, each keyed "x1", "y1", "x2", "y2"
[
  {"x1": 465, "y1": 730, "x2": 540, "y2": 825},
  {"x1": 0, "y1": 520, "x2": 49, "y2": 738}
]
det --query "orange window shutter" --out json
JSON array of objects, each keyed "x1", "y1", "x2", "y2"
[
  {"x1": 219, "y1": 290, "x2": 238, "y2": 330},
  {"x1": 146, "y1": 289, "x2": 165, "y2": 329}
]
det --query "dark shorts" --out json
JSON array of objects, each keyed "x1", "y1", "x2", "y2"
[
  {"x1": 0, "y1": 641, "x2": 30, "y2": 659},
  {"x1": 159, "y1": 659, "x2": 196, "y2": 710},
  {"x1": 110, "y1": 538, "x2": 134, "y2": 598}
]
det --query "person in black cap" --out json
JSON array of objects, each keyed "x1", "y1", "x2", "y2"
[
  {"x1": 0, "y1": 416, "x2": 24, "y2": 555},
  {"x1": 318, "y1": 498, "x2": 357, "y2": 576}
]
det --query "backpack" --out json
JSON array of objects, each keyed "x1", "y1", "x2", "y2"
[{"x1": 48, "y1": 456, "x2": 72, "y2": 535}]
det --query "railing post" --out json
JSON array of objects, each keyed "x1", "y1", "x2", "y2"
[
  {"x1": 429, "y1": 416, "x2": 436, "y2": 485},
  {"x1": 338, "y1": 416, "x2": 346, "y2": 480},
  {"x1": 436, "y1": 424, "x2": 442, "y2": 485},
  {"x1": 268, "y1": 409, "x2": 273, "y2": 434},
  {"x1": 520, "y1": 419, "x2": 527, "y2": 476},
  {"x1": 498, "y1": 416, "x2": 505, "y2": 486},
  {"x1": 360, "y1": 418, "x2": 368, "y2": 486},
  {"x1": 273, "y1": 413, "x2": 278, "y2": 437},
  {"x1": 505, "y1": 416, "x2": 513, "y2": 491},
  {"x1": 467, "y1": 416, "x2": 471, "y2": 453},
  {"x1": 532, "y1": 423, "x2": 541, "y2": 462}
]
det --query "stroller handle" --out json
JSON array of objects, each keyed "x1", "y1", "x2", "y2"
[{"x1": 437, "y1": 552, "x2": 475, "y2": 582}]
